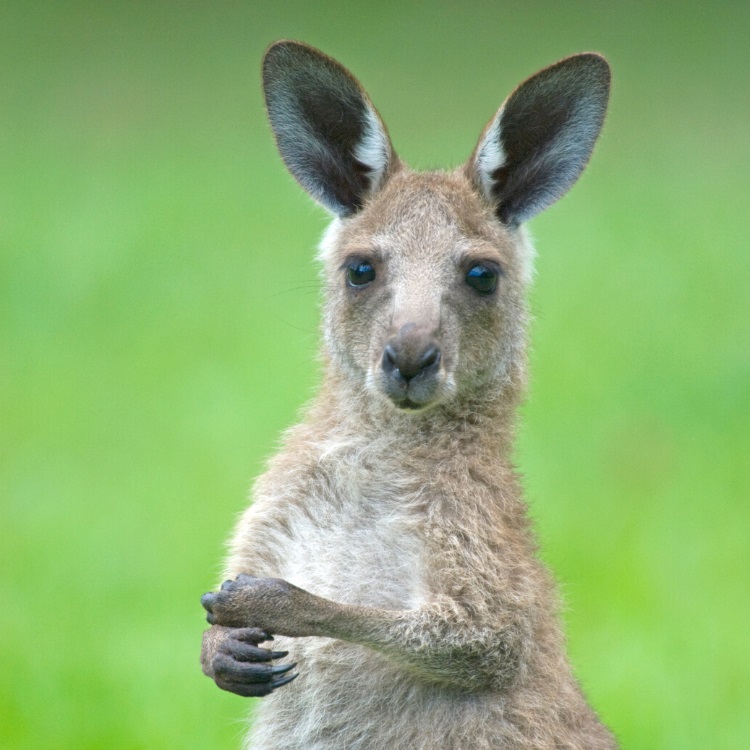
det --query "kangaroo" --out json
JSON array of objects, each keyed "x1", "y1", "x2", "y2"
[{"x1": 200, "y1": 40, "x2": 616, "y2": 750}]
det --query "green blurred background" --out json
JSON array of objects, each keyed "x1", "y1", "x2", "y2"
[{"x1": 2, "y1": 1, "x2": 748, "y2": 747}]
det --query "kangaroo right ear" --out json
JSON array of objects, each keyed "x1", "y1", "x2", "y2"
[
  {"x1": 262, "y1": 41, "x2": 395, "y2": 217},
  {"x1": 469, "y1": 53, "x2": 610, "y2": 226}
]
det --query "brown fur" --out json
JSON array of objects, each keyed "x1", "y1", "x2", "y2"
[{"x1": 201, "y1": 42, "x2": 616, "y2": 749}]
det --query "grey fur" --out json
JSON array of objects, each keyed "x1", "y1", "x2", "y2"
[{"x1": 201, "y1": 42, "x2": 616, "y2": 750}]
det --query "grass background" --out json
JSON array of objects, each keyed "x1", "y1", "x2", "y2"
[{"x1": 2, "y1": 1, "x2": 748, "y2": 747}]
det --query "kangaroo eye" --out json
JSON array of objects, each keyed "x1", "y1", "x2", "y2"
[
  {"x1": 347, "y1": 261, "x2": 376, "y2": 287},
  {"x1": 465, "y1": 263, "x2": 499, "y2": 295}
]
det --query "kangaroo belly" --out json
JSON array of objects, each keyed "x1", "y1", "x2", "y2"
[{"x1": 246, "y1": 645, "x2": 507, "y2": 750}]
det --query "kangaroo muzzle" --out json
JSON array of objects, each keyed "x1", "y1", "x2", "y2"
[{"x1": 379, "y1": 323, "x2": 443, "y2": 410}]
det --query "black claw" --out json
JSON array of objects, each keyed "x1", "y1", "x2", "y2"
[
  {"x1": 270, "y1": 662, "x2": 296, "y2": 676},
  {"x1": 270, "y1": 650, "x2": 289, "y2": 659},
  {"x1": 233, "y1": 628, "x2": 272, "y2": 643},
  {"x1": 271, "y1": 672, "x2": 298, "y2": 690}
]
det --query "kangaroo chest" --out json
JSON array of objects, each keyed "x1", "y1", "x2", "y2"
[{"x1": 282, "y1": 468, "x2": 427, "y2": 611}]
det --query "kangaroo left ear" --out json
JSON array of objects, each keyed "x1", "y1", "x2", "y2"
[{"x1": 469, "y1": 53, "x2": 611, "y2": 226}]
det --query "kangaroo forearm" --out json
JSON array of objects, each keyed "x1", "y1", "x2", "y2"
[
  {"x1": 244, "y1": 587, "x2": 521, "y2": 690},
  {"x1": 292, "y1": 592, "x2": 522, "y2": 690}
]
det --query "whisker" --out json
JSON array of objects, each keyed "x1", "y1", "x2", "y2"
[{"x1": 270, "y1": 286, "x2": 322, "y2": 297}]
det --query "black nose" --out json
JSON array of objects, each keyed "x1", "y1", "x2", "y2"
[{"x1": 382, "y1": 342, "x2": 441, "y2": 383}]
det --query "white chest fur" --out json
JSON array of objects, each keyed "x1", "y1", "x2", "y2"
[{"x1": 280, "y1": 448, "x2": 427, "y2": 612}]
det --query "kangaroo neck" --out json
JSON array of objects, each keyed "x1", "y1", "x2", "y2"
[{"x1": 308, "y1": 364, "x2": 522, "y2": 461}]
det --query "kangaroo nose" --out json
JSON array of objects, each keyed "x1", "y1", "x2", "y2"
[{"x1": 382, "y1": 341, "x2": 441, "y2": 382}]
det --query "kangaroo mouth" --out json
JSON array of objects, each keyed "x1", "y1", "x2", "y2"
[
  {"x1": 381, "y1": 376, "x2": 444, "y2": 412},
  {"x1": 392, "y1": 396, "x2": 430, "y2": 411}
]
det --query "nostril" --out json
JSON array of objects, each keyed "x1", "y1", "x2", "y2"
[
  {"x1": 418, "y1": 345, "x2": 440, "y2": 373},
  {"x1": 382, "y1": 344, "x2": 398, "y2": 374}
]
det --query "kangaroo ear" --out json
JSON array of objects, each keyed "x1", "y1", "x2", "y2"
[
  {"x1": 469, "y1": 53, "x2": 610, "y2": 226},
  {"x1": 262, "y1": 41, "x2": 395, "y2": 217}
]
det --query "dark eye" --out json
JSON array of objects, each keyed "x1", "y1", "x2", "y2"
[
  {"x1": 465, "y1": 263, "x2": 499, "y2": 295},
  {"x1": 347, "y1": 261, "x2": 376, "y2": 287}
]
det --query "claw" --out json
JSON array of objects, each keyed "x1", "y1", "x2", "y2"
[
  {"x1": 270, "y1": 662, "x2": 296, "y2": 676},
  {"x1": 271, "y1": 672, "x2": 298, "y2": 690},
  {"x1": 232, "y1": 628, "x2": 270, "y2": 643},
  {"x1": 270, "y1": 650, "x2": 289, "y2": 659}
]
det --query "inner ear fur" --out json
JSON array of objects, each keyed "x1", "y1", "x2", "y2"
[
  {"x1": 262, "y1": 40, "x2": 395, "y2": 217},
  {"x1": 468, "y1": 53, "x2": 611, "y2": 226}
]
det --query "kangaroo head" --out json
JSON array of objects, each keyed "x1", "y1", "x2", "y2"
[{"x1": 262, "y1": 41, "x2": 610, "y2": 412}]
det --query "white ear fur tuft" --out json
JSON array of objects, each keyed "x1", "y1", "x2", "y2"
[
  {"x1": 353, "y1": 106, "x2": 391, "y2": 193},
  {"x1": 474, "y1": 112, "x2": 507, "y2": 200}
]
